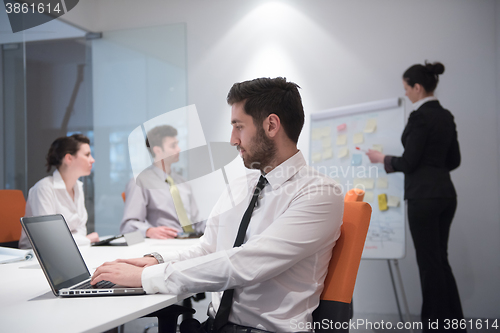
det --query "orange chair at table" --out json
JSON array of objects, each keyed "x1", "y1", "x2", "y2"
[
  {"x1": 344, "y1": 188, "x2": 365, "y2": 202},
  {"x1": 312, "y1": 201, "x2": 371, "y2": 332},
  {"x1": 0, "y1": 190, "x2": 26, "y2": 248}
]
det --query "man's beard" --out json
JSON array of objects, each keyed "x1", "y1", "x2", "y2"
[{"x1": 240, "y1": 126, "x2": 276, "y2": 172}]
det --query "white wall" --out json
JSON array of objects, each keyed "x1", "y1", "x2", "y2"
[
  {"x1": 64, "y1": 0, "x2": 500, "y2": 318},
  {"x1": 497, "y1": 0, "x2": 500, "y2": 247}
]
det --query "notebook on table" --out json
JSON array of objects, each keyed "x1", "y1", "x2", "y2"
[{"x1": 20, "y1": 214, "x2": 145, "y2": 297}]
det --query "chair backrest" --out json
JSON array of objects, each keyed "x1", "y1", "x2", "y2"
[
  {"x1": 121, "y1": 192, "x2": 126, "y2": 203},
  {"x1": 344, "y1": 188, "x2": 365, "y2": 202},
  {"x1": 0, "y1": 190, "x2": 26, "y2": 247},
  {"x1": 312, "y1": 201, "x2": 371, "y2": 332}
]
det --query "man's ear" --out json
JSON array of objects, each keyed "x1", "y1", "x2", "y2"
[
  {"x1": 152, "y1": 146, "x2": 163, "y2": 160},
  {"x1": 265, "y1": 114, "x2": 281, "y2": 138}
]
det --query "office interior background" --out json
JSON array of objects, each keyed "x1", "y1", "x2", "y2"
[{"x1": 0, "y1": 0, "x2": 499, "y2": 321}]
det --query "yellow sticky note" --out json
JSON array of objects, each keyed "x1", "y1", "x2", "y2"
[
  {"x1": 372, "y1": 144, "x2": 383, "y2": 153},
  {"x1": 338, "y1": 147, "x2": 349, "y2": 158},
  {"x1": 312, "y1": 128, "x2": 322, "y2": 140},
  {"x1": 354, "y1": 178, "x2": 375, "y2": 189},
  {"x1": 377, "y1": 177, "x2": 388, "y2": 189},
  {"x1": 353, "y1": 132, "x2": 364, "y2": 144},
  {"x1": 322, "y1": 148, "x2": 333, "y2": 160},
  {"x1": 312, "y1": 152, "x2": 322, "y2": 163},
  {"x1": 364, "y1": 119, "x2": 377, "y2": 133},
  {"x1": 322, "y1": 137, "x2": 332, "y2": 148},
  {"x1": 320, "y1": 127, "x2": 331, "y2": 137},
  {"x1": 378, "y1": 193, "x2": 388, "y2": 211},
  {"x1": 336, "y1": 134, "x2": 347, "y2": 146},
  {"x1": 387, "y1": 195, "x2": 400, "y2": 207},
  {"x1": 364, "y1": 191, "x2": 374, "y2": 203}
]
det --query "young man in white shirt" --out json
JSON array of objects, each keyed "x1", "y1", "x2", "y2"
[
  {"x1": 92, "y1": 77, "x2": 344, "y2": 332},
  {"x1": 120, "y1": 125, "x2": 204, "y2": 239}
]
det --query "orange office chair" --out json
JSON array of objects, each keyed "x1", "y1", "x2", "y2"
[
  {"x1": 121, "y1": 192, "x2": 126, "y2": 202},
  {"x1": 344, "y1": 188, "x2": 365, "y2": 202},
  {"x1": 0, "y1": 190, "x2": 26, "y2": 248},
  {"x1": 312, "y1": 201, "x2": 371, "y2": 332}
]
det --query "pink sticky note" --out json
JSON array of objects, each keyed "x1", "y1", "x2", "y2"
[{"x1": 337, "y1": 123, "x2": 347, "y2": 131}]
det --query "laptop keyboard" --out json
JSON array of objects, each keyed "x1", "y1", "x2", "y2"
[{"x1": 75, "y1": 280, "x2": 116, "y2": 290}]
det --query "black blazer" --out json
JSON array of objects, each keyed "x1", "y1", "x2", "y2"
[{"x1": 386, "y1": 100, "x2": 460, "y2": 200}]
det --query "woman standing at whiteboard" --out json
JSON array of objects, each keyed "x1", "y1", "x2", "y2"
[
  {"x1": 367, "y1": 62, "x2": 464, "y2": 331},
  {"x1": 19, "y1": 134, "x2": 99, "y2": 249}
]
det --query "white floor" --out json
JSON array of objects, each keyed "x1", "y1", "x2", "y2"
[
  {"x1": 121, "y1": 300, "x2": 498, "y2": 333},
  {"x1": 350, "y1": 313, "x2": 498, "y2": 333}
]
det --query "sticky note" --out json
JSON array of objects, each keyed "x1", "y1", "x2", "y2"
[
  {"x1": 378, "y1": 194, "x2": 388, "y2": 211},
  {"x1": 372, "y1": 144, "x2": 383, "y2": 153},
  {"x1": 312, "y1": 152, "x2": 322, "y2": 163},
  {"x1": 338, "y1": 147, "x2": 349, "y2": 158},
  {"x1": 353, "y1": 132, "x2": 364, "y2": 144},
  {"x1": 377, "y1": 177, "x2": 388, "y2": 189},
  {"x1": 387, "y1": 195, "x2": 400, "y2": 207},
  {"x1": 322, "y1": 148, "x2": 333, "y2": 160},
  {"x1": 364, "y1": 191, "x2": 374, "y2": 203},
  {"x1": 320, "y1": 127, "x2": 331, "y2": 137},
  {"x1": 312, "y1": 128, "x2": 322, "y2": 140},
  {"x1": 337, "y1": 123, "x2": 347, "y2": 131},
  {"x1": 322, "y1": 137, "x2": 332, "y2": 148},
  {"x1": 336, "y1": 134, "x2": 347, "y2": 146},
  {"x1": 351, "y1": 154, "x2": 362, "y2": 166},
  {"x1": 364, "y1": 118, "x2": 377, "y2": 133},
  {"x1": 354, "y1": 178, "x2": 374, "y2": 189}
]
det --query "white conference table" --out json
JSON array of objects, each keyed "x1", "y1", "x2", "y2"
[{"x1": 0, "y1": 238, "x2": 200, "y2": 333}]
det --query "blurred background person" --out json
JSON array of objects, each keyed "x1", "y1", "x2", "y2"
[
  {"x1": 120, "y1": 125, "x2": 204, "y2": 239},
  {"x1": 366, "y1": 62, "x2": 464, "y2": 332},
  {"x1": 19, "y1": 134, "x2": 98, "y2": 249}
]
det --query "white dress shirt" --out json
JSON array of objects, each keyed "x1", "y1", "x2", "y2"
[
  {"x1": 412, "y1": 96, "x2": 438, "y2": 111},
  {"x1": 19, "y1": 169, "x2": 89, "y2": 249},
  {"x1": 142, "y1": 151, "x2": 344, "y2": 332},
  {"x1": 120, "y1": 165, "x2": 204, "y2": 236}
]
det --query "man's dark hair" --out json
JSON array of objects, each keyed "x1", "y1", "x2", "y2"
[
  {"x1": 227, "y1": 77, "x2": 304, "y2": 144},
  {"x1": 145, "y1": 125, "x2": 178, "y2": 157}
]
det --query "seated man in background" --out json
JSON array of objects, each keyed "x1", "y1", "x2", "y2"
[{"x1": 120, "y1": 125, "x2": 205, "y2": 239}]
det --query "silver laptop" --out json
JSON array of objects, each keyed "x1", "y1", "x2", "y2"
[{"x1": 20, "y1": 214, "x2": 145, "y2": 297}]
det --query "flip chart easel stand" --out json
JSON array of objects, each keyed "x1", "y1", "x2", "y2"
[{"x1": 388, "y1": 259, "x2": 414, "y2": 333}]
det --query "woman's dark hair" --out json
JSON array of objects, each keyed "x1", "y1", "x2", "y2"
[
  {"x1": 46, "y1": 134, "x2": 90, "y2": 172},
  {"x1": 227, "y1": 77, "x2": 304, "y2": 144},
  {"x1": 403, "y1": 61, "x2": 445, "y2": 93}
]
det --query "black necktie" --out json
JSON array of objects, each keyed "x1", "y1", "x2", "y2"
[{"x1": 213, "y1": 175, "x2": 268, "y2": 331}]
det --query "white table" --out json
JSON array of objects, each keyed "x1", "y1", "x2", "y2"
[{"x1": 0, "y1": 238, "x2": 200, "y2": 333}]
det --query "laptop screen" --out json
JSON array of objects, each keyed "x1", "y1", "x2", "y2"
[{"x1": 21, "y1": 214, "x2": 90, "y2": 291}]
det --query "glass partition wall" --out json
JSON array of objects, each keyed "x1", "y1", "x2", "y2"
[
  {"x1": 91, "y1": 25, "x2": 187, "y2": 235},
  {"x1": 1, "y1": 15, "x2": 187, "y2": 236},
  {"x1": 1, "y1": 42, "x2": 27, "y2": 195}
]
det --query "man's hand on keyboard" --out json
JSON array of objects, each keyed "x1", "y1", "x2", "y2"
[{"x1": 90, "y1": 262, "x2": 143, "y2": 287}]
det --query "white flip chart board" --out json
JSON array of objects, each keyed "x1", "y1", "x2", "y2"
[{"x1": 310, "y1": 98, "x2": 406, "y2": 259}]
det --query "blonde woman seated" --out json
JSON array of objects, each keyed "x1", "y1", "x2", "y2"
[{"x1": 19, "y1": 134, "x2": 99, "y2": 249}]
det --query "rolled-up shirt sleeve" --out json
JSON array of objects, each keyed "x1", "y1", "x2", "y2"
[{"x1": 141, "y1": 183, "x2": 343, "y2": 295}]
